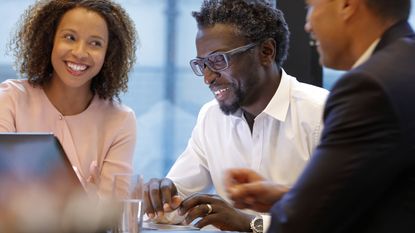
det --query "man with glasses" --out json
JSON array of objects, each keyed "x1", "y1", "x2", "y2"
[{"x1": 144, "y1": 0, "x2": 328, "y2": 231}]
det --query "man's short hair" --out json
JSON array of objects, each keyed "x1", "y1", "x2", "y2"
[
  {"x1": 192, "y1": 0, "x2": 290, "y2": 68},
  {"x1": 365, "y1": 0, "x2": 411, "y2": 21}
]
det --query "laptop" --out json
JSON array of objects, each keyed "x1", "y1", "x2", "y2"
[
  {"x1": 0, "y1": 133, "x2": 86, "y2": 213},
  {"x1": 0, "y1": 133, "x2": 122, "y2": 232}
]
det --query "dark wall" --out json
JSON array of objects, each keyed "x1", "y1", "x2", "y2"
[{"x1": 276, "y1": 0, "x2": 322, "y2": 87}]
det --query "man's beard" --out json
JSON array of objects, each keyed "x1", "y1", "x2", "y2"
[
  {"x1": 218, "y1": 75, "x2": 257, "y2": 115},
  {"x1": 218, "y1": 86, "x2": 243, "y2": 115}
]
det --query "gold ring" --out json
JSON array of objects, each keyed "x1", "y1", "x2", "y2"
[{"x1": 206, "y1": 203, "x2": 213, "y2": 215}]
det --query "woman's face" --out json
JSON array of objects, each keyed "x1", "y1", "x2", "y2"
[{"x1": 51, "y1": 7, "x2": 108, "y2": 91}]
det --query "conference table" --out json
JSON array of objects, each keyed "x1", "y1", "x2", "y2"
[
  {"x1": 143, "y1": 230, "x2": 239, "y2": 233},
  {"x1": 142, "y1": 222, "x2": 240, "y2": 233}
]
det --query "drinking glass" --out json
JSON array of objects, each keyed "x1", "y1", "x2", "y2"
[{"x1": 112, "y1": 173, "x2": 144, "y2": 233}]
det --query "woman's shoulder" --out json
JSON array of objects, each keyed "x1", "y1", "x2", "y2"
[
  {"x1": 93, "y1": 99, "x2": 136, "y2": 133},
  {"x1": 0, "y1": 79, "x2": 38, "y2": 97},
  {"x1": 92, "y1": 97, "x2": 135, "y2": 119},
  {"x1": 1, "y1": 79, "x2": 30, "y2": 90}
]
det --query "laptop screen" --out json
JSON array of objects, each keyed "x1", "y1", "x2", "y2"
[
  {"x1": 0, "y1": 133, "x2": 86, "y2": 209},
  {"x1": 0, "y1": 132, "x2": 118, "y2": 232}
]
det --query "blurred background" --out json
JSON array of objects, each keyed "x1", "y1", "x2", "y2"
[{"x1": 0, "y1": 0, "x2": 414, "y2": 181}]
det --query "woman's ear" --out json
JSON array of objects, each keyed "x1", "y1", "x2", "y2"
[{"x1": 259, "y1": 38, "x2": 276, "y2": 66}]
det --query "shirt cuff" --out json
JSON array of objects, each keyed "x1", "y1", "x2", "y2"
[{"x1": 262, "y1": 214, "x2": 271, "y2": 232}]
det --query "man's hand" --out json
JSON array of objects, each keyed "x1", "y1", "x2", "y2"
[
  {"x1": 178, "y1": 193, "x2": 253, "y2": 231},
  {"x1": 144, "y1": 178, "x2": 182, "y2": 219},
  {"x1": 225, "y1": 168, "x2": 289, "y2": 212}
]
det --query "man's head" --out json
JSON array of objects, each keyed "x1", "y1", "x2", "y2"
[
  {"x1": 305, "y1": 0, "x2": 411, "y2": 70},
  {"x1": 191, "y1": 0, "x2": 289, "y2": 115},
  {"x1": 364, "y1": 0, "x2": 411, "y2": 22}
]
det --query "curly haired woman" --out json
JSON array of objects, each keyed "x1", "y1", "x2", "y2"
[{"x1": 0, "y1": 0, "x2": 138, "y2": 199}]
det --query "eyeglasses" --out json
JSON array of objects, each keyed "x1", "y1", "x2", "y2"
[{"x1": 189, "y1": 43, "x2": 257, "y2": 77}]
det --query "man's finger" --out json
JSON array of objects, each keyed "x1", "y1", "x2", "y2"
[
  {"x1": 148, "y1": 179, "x2": 164, "y2": 216},
  {"x1": 160, "y1": 178, "x2": 176, "y2": 211},
  {"x1": 168, "y1": 195, "x2": 182, "y2": 210},
  {"x1": 143, "y1": 184, "x2": 156, "y2": 218}
]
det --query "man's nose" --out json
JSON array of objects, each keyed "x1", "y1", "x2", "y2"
[
  {"x1": 304, "y1": 20, "x2": 311, "y2": 33},
  {"x1": 203, "y1": 66, "x2": 219, "y2": 85},
  {"x1": 304, "y1": 8, "x2": 312, "y2": 33}
]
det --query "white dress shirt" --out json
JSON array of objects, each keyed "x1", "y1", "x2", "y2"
[{"x1": 167, "y1": 70, "x2": 329, "y2": 204}]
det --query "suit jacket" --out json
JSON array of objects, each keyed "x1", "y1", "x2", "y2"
[{"x1": 268, "y1": 21, "x2": 415, "y2": 233}]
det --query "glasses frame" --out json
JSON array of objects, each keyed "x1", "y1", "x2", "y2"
[{"x1": 189, "y1": 42, "x2": 257, "y2": 77}]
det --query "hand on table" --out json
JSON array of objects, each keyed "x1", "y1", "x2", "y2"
[
  {"x1": 144, "y1": 178, "x2": 182, "y2": 220},
  {"x1": 225, "y1": 168, "x2": 289, "y2": 212},
  {"x1": 178, "y1": 193, "x2": 253, "y2": 231}
]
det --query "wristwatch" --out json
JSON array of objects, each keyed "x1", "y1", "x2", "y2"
[{"x1": 250, "y1": 216, "x2": 263, "y2": 233}]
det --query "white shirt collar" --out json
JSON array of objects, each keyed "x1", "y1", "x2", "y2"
[
  {"x1": 262, "y1": 69, "x2": 290, "y2": 122},
  {"x1": 352, "y1": 38, "x2": 380, "y2": 68}
]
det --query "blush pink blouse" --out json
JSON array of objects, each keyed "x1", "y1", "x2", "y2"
[{"x1": 0, "y1": 79, "x2": 137, "y2": 199}]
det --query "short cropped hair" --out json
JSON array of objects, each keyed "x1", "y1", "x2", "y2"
[
  {"x1": 192, "y1": 0, "x2": 290, "y2": 68},
  {"x1": 365, "y1": 0, "x2": 411, "y2": 21},
  {"x1": 9, "y1": 0, "x2": 137, "y2": 101}
]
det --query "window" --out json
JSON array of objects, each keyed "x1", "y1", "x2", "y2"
[{"x1": 117, "y1": 0, "x2": 210, "y2": 180}]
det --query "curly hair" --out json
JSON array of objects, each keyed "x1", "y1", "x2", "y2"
[
  {"x1": 8, "y1": 0, "x2": 137, "y2": 101},
  {"x1": 192, "y1": 0, "x2": 289, "y2": 68}
]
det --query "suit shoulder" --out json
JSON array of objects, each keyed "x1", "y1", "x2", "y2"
[{"x1": 357, "y1": 37, "x2": 415, "y2": 77}]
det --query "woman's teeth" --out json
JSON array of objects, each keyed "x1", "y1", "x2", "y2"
[{"x1": 67, "y1": 62, "x2": 87, "y2": 71}]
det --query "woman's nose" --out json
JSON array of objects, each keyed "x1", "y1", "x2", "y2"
[{"x1": 72, "y1": 42, "x2": 89, "y2": 59}]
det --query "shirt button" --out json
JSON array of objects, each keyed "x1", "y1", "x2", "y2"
[{"x1": 58, "y1": 115, "x2": 63, "y2": 120}]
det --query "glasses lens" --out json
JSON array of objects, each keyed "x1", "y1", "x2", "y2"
[
  {"x1": 207, "y1": 54, "x2": 227, "y2": 71},
  {"x1": 190, "y1": 59, "x2": 204, "y2": 76},
  {"x1": 190, "y1": 53, "x2": 228, "y2": 77}
]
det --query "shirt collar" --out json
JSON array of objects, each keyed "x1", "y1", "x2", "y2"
[
  {"x1": 352, "y1": 38, "x2": 380, "y2": 68},
  {"x1": 262, "y1": 69, "x2": 290, "y2": 122}
]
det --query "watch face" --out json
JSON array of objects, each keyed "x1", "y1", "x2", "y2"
[
  {"x1": 254, "y1": 218, "x2": 263, "y2": 231},
  {"x1": 251, "y1": 217, "x2": 263, "y2": 233}
]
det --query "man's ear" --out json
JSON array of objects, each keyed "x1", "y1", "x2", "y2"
[
  {"x1": 339, "y1": 0, "x2": 359, "y2": 21},
  {"x1": 259, "y1": 38, "x2": 276, "y2": 66}
]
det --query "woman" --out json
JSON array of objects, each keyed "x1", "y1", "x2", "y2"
[{"x1": 0, "y1": 0, "x2": 138, "y2": 199}]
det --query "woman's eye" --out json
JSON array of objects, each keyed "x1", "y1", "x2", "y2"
[
  {"x1": 90, "y1": 41, "x2": 103, "y2": 47},
  {"x1": 64, "y1": 34, "x2": 75, "y2": 41}
]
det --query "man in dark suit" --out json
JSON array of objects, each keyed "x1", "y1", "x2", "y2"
[{"x1": 225, "y1": 0, "x2": 415, "y2": 232}]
